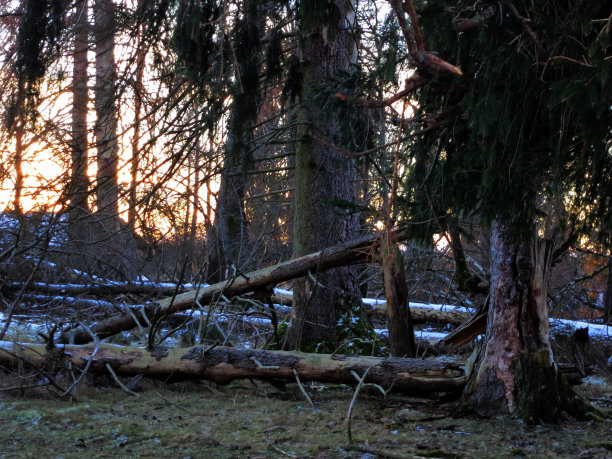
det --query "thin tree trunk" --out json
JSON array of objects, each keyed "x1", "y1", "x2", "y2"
[
  {"x1": 209, "y1": 0, "x2": 265, "y2": 282},
  {"x1": 13, "y1": 115, "x2": 24, "y2": 216},
  {"x1": 93, "y1": 0, "x2": 137, "y2": 280},
  {"x1": 94, "y1": 0, "x2": 119, "y2": 231},
  {"x1": 447, "y1": 219, "x2": 488, "y2": 295},
  {"x1": 128, "y1": 22, "x2": 145, "y2": 229},
  {"x1": 68, "y1": 0, "x2": 91, "y2": 250},
  {"x1": 383, "y1": 239, "x2": 416, "y2": 357},
  {"x1": 604, "y1": 257, "x2": 612, "y2": 325},
  {"x1": 284, "y1": 0, "x2": 362, "y2": 350}
]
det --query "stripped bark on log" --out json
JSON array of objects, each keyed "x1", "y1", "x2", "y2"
[{"x1": 0, "y1": 341, "x2": 466, "y2": 392}]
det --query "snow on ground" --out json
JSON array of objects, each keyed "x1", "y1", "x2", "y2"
[
  {"x1": 550, "y1": 318, "x2": 611, "y2": 339},
  {"x1": 374, "y1": 328, "x2": 450, "y2": 342},
  {"x1": 2, "y1": 287, "x2": 610, "y2": 346}
]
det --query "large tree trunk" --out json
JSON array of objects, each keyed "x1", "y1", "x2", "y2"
[
  {"x1": 0, "y1": 341, "x2": 465, "y2": 393},
  {"x1": 462, "y1": 221, "x2": 579, "y2": 422},
  {"x1": 60, "y1": 229, "x2": 409, "y2": 344},
  {"x1": 284, "y1": 0, "x2": 362, "y2": 350}
]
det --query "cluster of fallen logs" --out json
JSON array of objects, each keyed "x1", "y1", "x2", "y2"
[{"x1": 0, "y1": 228, "x2": 605, "y2": 394}]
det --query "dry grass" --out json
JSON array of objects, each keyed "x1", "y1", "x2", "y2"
[{"x1": 0, "y1": 375, "x2": 610, "y2": 458}]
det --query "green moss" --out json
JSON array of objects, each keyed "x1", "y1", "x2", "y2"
[
  {"x1": 583, "y1": 441, "x2": 612, "y2": 451},
  {"x1": 1, "y1": 381, "x2": 611, "y2": 457}
]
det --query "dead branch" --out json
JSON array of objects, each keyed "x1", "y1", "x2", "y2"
[
  {"x1": 59, "y1": 229, "x2": 410, "y2": 344},
  {"x1": 387, "y1": 0, "x2": 462, "y2": 76}
]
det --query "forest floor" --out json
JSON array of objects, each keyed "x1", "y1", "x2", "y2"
[{"x1": 0, "y1": 373, "x2": 610, "y2": 458}]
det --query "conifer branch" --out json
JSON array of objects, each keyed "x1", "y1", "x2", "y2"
[
  {"x1": 333, "y1": 75, "x2": 426, "y2": 108},
  {"x1": 452, "y1": 5, "x2": 499, "y2": 32},
  {"x1": 506, "y1": 2, "x2": 545, "y2": 55},
  {"x1": 386, "y1": 0, "x2": 462, "y2": 77}
]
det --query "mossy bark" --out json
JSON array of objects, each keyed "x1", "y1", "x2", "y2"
[
  {"x1": 462, "y1": 221, "x2": 595, "y2": 423},
  {"x1": 284, "y1": 0, "x2": 362, "y2": 349},
  {"x1": 0, "y1": 341, "x2": 466, "y2": 392}
]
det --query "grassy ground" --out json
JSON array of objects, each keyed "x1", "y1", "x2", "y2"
[{"x1": 0, "y1": 374, "x2": 610, "y2": 458}]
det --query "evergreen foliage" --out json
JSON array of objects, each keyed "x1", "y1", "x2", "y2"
[
  {"x1": 403, "y1": 0, "x2": 611, "y2": 239},
  {"x1": 8, "y1": 0, "x2": 69, "y2": 129},
  {"x1": 172, "y1": 0, "x2": 222, "y2": 82}
]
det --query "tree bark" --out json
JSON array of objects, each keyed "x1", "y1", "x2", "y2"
[
  {"x1": 208, "y1": 1, "x2": 266, "y2": 282},
  {"x1": 461, "y1": 221, "x2": 571, "y2": 422},
  {"x1": 93, "y1": 0, "x2": 138, "y2": 280},
  {"x1": 94, "y1": 0, "x2": 119, "y2": 229},
  {"x1": 383, "y1": 238, "x2": 416, "y2": 357},
  {"x1": 604, "y1": 257, "x2": 611, "y2": 325},
  {"x1": 60, "y1": 229, "x2": 409, "y2": 344},
  {"x1": 0, "y1": 341, "x2": 465, "y2": 392},
  {"x1": 68, "y1": 0, "x2": 91, "y2": 264},
  {"x1": 284, "y1": 0, "x2": 362, "y2": 350}
]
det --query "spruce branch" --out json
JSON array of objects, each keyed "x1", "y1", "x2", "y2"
[
  {"x1": 333, "y1": 75, "x2": 426, "y2": 108},
  {"x1": 386, "y1": 0, "x2": 462, "y2": 76}
]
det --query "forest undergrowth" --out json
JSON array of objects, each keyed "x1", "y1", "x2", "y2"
[{"x1": 0, "y1": 373, "x2": 610, "y2": 458}]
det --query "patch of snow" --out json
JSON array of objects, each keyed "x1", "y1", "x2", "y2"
[
  {"x1": 362, "y1": 297, "x2": 386, "y2": 305},
  {"x1": 409, "y1": 302, "x2": 475, "y2": 314},
  {"x1": 374, "y1": 328, "x2": 388, "y2": 338},
  {"x1": 550, "y1": 318, "x2": 611, "y2": 339}
]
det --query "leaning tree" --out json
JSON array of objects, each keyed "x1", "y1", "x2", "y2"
[{"x1": 400, "y1": 0, "x2": 610, "y2": 421}]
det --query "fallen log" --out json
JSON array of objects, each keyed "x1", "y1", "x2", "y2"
[
  {"x1": 3, "y1": 281, "x2": 190, "y2": 296},
  {"x1": 366, "y1": 301, "x2": 473, "y2": 326},
  {"x1": 60, "y1": 229, "x2": 409, "y2": 345},
  {"x1": 0, "y1": 341, "x2": 466, "y2": 393}
]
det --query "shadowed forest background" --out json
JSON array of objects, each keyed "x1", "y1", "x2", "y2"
[{"x1": 0, "y1": 0, "x2": 611, "y2": 448}]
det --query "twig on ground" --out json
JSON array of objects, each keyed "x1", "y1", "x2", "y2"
[
  {"x1": 292, "y1": 369, "x2": 315, "y2": 408},
  {"x1": 347, "y1": 367, "x2": 372, "y2": 444},
  {"x1": 105, "y1": 363, "x2": 140, "y2": 397},
  {"x1": 61, "y1": 322, "x2": 100, "y2": 398}
]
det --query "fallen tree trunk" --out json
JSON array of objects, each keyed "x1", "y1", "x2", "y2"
[
  {"x1": 366, "y1": 302, "x2": 473, "y2": 326},
  {"x1": 266, "y1": 293, "x2": 472, "y2": 327},
  {"x1": 3, "y1": 281, "x2": 189, "y2": 296},
  {"x1": 0, "y1": 341, "x2": 465, "y2": 392},
  {"x1": 60, "y1": 229, "x2": 409, "y2": 344}
]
